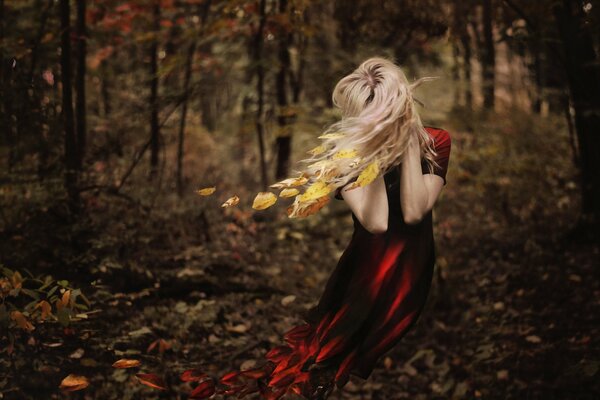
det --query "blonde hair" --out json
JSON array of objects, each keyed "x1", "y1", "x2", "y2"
[{"x1": 294, "y1": 56, "x2": 440, "y2": 192}]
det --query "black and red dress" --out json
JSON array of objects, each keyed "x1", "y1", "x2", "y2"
[{"x1": 199, "y1": 127, "x2": 451, "y2": 399}]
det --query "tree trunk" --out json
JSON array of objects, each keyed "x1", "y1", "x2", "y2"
[
  {"x1": 275, "y1": 0, "x2": 292, "y2": 180},
  {"x1": 554, "y1": 0, "x2": 600, "y2": 232},
  {"x1": 254, "y1": 0, "x2": 268, "y2": 190},
  {"x1": 482, "y1": 0, "x2": 495, "y2": 109},
  {"x1": 75, "y1": 0, "x2": 86, "y2": 169},
  {"x1": 177, "y1": 41, "x2": 196, "y2": 196},
  {"x1": 149, "y1": 1, "x2": 160, "y2": 180},
  {"x1": 60, "y1": 0, "x2": 79, "y2": 206}
]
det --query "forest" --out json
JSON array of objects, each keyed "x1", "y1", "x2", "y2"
[{"x1": 0, "y1": 0, "x2": 599, "y2": 399}]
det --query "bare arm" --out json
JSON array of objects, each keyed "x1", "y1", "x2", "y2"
[
  {"x1": 337, "y1": 175, "x2": 389, "y2": 234},
  {"x1": 400, "y1": 134, "x2": 444, "y2": 224}
]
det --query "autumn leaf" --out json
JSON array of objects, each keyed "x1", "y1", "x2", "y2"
[
  {"x1": 135, "y1": 373, "x2": 167, "y2": 390},
  {"x1": 317, "y1": 132, "x2": 346, "y2": 139},
  {"x1": 298, "y1": 181, "x2": 334, "y2": 202},
  {"x1": 196, "y1": 187, "x2": 216, "y2": 196},
  {"x1": 59, "y1": 374, "x2": 89, "y2": 391},
  {"x1": 147, "y1": 338, "x2": 171, "y2": 354},
  {"x1": 221, "y1": 195, "x2": 240, "y2": 208},
  {"x1": 189, "y1": 379, "x2": 216, "y2": 399},
  {"x1": 332, "y1": 148, "x2": 359, "y2": 159},
  {"x1": 112, "y1": 359, "x2": 141, "y2": 369},
  {"x1": 269, "y1": 176, "x2": 308, "y2": 189},
  {"x1": 180, "y1": 369, "x2": 209, "y2": 382},
  {"x1": 56, "y1": 289, "x2": 71, "y2": 310},
  {"x1": 346, "y1": 159, "x2": 380, "y2": 190},
  {"x1": 252, "y1": 192, "x2": 277, "y2": 210},
  {"x1": 10, "y1": 311, "x2": 35, "y2": 331},
  {"x1": 307, "y1": 145, "x2": 326, "y2": 155},
  {"x1": 36, "y1": 300, "x2": 52, "y2": 321},
  {"x1": 287, "y1": 195, "x2": 330, "y2": 219},
  {"x1": 279, "y1": 188, "x2": 299, "y2": 198}
]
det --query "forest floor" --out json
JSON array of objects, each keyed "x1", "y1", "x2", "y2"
[{"x1": 1, "y1": 109, "x2": 599, "y2": 400}]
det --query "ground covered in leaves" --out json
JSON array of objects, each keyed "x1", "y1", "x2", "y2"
[{"x1": 1, "y1": 109, "x2": 598, "y2": 399}]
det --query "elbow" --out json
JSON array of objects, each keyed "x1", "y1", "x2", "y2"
[
  {"x1": 365, "y1": 221, "x2": 388, "y2": 235},
  {"x1": 403, "y1": 212, "x2": 424, "y2": 225}
]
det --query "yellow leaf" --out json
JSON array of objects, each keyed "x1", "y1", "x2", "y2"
[
  {"x1": 10, "y1": 311, "x2": 35, "y2": 331},
  {"x1": 298, "y1": 181, "x2": 334, "y2": 202},
  {"x1": 59, "y1": 374, "x2": 89, "y2": 391},
  {"x1": 317, "y1": 132, "x2": 345, "y2": 139},
  {"x1": 287, "y1": 195, "x2": 330, "y2": 218},
  {"x1": 112, "y1": 359, "x2": 141, "y2": 369},
  {"x1": 196, "y1": 187, "x2": 216, "y2": 196},
  {"x1": 307, "y1": 145, "x2": 326, "y2": 155},
  {"x1": 346, "y1": 160, "x2": 380, "y2": 190},
  {"x1": 252, "y1": 192, "x2": 277, "y2": 210},
  {"x1": 269, "y1": 176, "x2": 308, "y2": 189},
  {"x1": 221, "y1": 195, "x2": 240, "y2": 208},
  {"x1": 279, "y1": 188, "x2": 299, "y2": 198},
  {"x1": 59, "y1": 290, "x2": 71, "y2": 309},
  {"x1": 332, "y1": 149, "x2": 358, "y2": 159}
]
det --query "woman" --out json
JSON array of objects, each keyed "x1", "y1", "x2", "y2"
[{"x1": 192, "y1": 57, "x2": 451, "y2": 399}]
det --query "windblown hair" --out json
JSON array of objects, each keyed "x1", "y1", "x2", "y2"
[{"x1": 294, "y1": 56, "x2": 440, "y2": 193}]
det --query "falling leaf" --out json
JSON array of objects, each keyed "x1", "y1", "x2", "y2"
[
  {"x1": 332, "y1": 149, "x2": 358, "y2": 159},
  {"x1": 298, "y1": 181, "x2": 334, "y2": 202},
  {"x1": 221, "y1": 195, "x2": 240, "y2": 208},
  {"x1": 112, "y1": 359, "x2": 141, "y2": 368},
  {"x1": 135, "y1": 373, "x2": 167, "y2": 390},
  {"x1": 269, "y1": 176, "x2": 308, "y2": 189},
  {"x1": 279, "y1": 188, "x2": 299, "y2": 198},
  {"x1": 346, "y1": 159, "x2": 380, "y2": 190},
  {"x1": 318, "y1": 132, "x2": 345, "y2": 139},
  {"x1": 307, "y1": 145, "x2": 326, "y2": 155},
  {"x1": 180, "y1": 369, "x2": 209, "y2": 382},
  {"x1": 252, "y1": 192, "x2": 278, "y2": 210},
  {"x1": 287, "y1": 195, "x2": 330, "y2": 219},
  {"x1": 196, "y1": 187, "x2": 216, "y2": 196},
  {"x1": 59, "y1": 374, "x2": 89, "y2": 391},
  {"x1": 189, "y1": 379, "x2": 216, "y2": 399},
  {"x1": 525, "y1": 335, "x2": 542, "y2": 343},
  {"x1": 10, "y1": 311, "x2": 35, "y2": 331}
]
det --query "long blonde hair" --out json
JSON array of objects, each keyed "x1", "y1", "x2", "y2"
[{"x1": 294, "y1": 56, "x2": 440, "y2": 192}]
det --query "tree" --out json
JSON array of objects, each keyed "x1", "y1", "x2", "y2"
[
  {"x1": 274, "y1": 0, "x2": 293, "y2": 180},
  {"x1": 553, "y1": 0, "x2": 600, "y2": 233},
  {"x1": 75, "y1": 0, "x2": 86, "y2": 169},
  {"x1": 482, "y1": 0, "x2": 496, "y2": 109},
  {"x1": 60, "y1": 0, "x2": 78, "y2": 206},
  {"x1": 149, "y1": 0, "x2": 160, "y2": 180},
  {"x1": 253, "y1": 0, "x2": 268, "y2": 190}
]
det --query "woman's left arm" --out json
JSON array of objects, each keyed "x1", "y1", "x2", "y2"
[{"x1": 399, "y1": 134, "x2": 445, "y2": 225}]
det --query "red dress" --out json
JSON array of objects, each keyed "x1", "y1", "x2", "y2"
[{"x1": 194, "y1": 127, "x2": 451, "y2": 399}]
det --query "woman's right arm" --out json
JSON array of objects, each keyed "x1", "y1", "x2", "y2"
[{"x1": 337, "y1": 175, "x2": 389, "y2": 234}]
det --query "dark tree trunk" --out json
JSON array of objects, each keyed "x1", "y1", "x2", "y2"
[
  {"x1": 460, "y1": 28, "x2": 473, "y2": 110},
  {"x1": 254, "y1": 0, "x2": 268, "y2": 190},
  {"x1": 275, "y1": 0, "x2": 292, "y2": 180},
  {"x1": 482, "y1": 0, "x2": 495, "y2": 109},
  {"x1": 177, "y1": 41, "x2": 196, "y2": 196},
  {"x1": 60, "y1": 0, "x2": 79, "y2": 206},
  {"x1": 75, "y1": 0, "x2": 86, "y2": 169},
  {"x1": 554, "y1": 0, "x2": 600, "y2": 232},
  {"x1": 149, "y1": 1, "x2": 160, "y2": 180}
]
